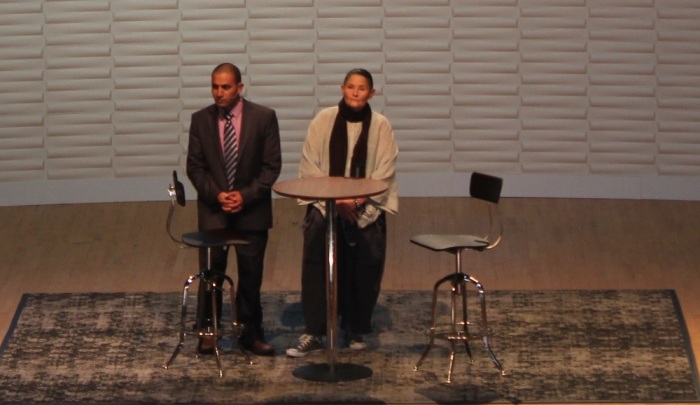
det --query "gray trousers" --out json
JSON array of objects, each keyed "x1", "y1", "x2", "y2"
[{"x1": 301, "y1": 205, "x2": 387, "y2": 336}]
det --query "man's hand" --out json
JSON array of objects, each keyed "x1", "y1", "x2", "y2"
[{"x1": 218, "y1": 191, "x2": 244, "y2": 213}]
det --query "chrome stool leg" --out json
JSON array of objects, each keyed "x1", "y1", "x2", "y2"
[
  {"x1": 458, "y1": 277, "x2": 473, "y2": 361},
  {"x1": 209, "y1": 277, "x2": 224, "y2": 378},
  {"x1": 446, "y1": 277, "x2": 460, "y2": 383},
  {"x1": 474, "y1": 281, "x2": 506, "y2": 375},
  {"x1": 164, "y1": 272, "x2": 199, "y2": 371},
  {"x1": 220, "y1": 274, "x2": 252, "y2": 365},
  {"x1": 415, "y1": 273, "x2": 444, "y2": 371},
  {"x1": 414, "y1": 271, "x2": 459, "y2": 375}
]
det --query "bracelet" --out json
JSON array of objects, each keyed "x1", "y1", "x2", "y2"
[{"x1": 354, "y1": 199, "x2": 365, "y2": 212}]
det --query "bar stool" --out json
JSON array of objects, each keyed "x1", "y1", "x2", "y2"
[
  {"x1": 411, "y1": 172, "x2": 507, "y2": 383},
  {"x1": 162, "y1": 171, "x2": 252, "y2": 377}
]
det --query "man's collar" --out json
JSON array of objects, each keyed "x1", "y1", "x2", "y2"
[{"x1": 219, "y1": 98, "x2": 244, "y2": 117}]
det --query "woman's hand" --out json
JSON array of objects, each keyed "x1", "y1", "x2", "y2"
[{"x1": 336, "y1": 198, "x2": 365, "y2": 222}]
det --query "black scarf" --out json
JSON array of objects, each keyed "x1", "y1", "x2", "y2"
[{"x1": 328, "y1": 99, "x2": 372, "y2": 178}]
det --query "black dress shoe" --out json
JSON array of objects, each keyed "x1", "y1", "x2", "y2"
[
  {"x1": 197, "y1": 336, "x2": 215, "y2": 355},
  {"x1": 240, "y1": 338, "x2": 275, "y2": 356}
]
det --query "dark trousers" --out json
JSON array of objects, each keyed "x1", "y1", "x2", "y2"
[
  {"x1": 301, "y1": 205, "x2": 386, "y2": 336},
  {"x1": 196, "y1": 229, "x2": 268, "y2": 342}
]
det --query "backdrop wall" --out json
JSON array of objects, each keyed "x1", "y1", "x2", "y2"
[{"x1": 1, "y1": 0, "x2": 700, "y2": 206}]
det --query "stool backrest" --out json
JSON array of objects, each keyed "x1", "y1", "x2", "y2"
[
  {"x1": 171, "y1": 170, "x2": 187, "y2": 207},
  {"x1": 469, "y1": 172, "x2": 503, "y2": 204},
  {"x1": 469, "y1": 172, "x2": 504, "y2": 250},
  {"x1": 166, "y1": 170, "x2": 187, "y2": 244}
]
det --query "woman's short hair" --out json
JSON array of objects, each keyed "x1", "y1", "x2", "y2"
[{"x1": 343, "y1": 68, "x2": 374, "y2": 89}]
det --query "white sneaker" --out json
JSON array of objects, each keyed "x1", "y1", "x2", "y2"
[
  {"x1": 348, "y1": 337, "x2": 367, "y2": 351},
  {"x1": 346, "y1": 333, "x2": 367, "y2": 351},
  {"x1": 286, "y1": 334, "x2": 324, "y2": 358}
]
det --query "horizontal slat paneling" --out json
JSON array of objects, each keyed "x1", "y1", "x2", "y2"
[{"x1": 1, "y1": 1, "x2": 700, "y2": 204}]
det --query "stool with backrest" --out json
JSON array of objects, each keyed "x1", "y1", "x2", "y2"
[
  {"x1": 162, "y1": 171, "x2": 252, "y2": 378},
  {"x1": 411, "y1": 171, "x2": 507, "y2": 383}
]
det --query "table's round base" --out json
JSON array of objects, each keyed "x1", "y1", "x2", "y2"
[{"x1": 292, "y1": 363, "x2": 372, "y2": 382}]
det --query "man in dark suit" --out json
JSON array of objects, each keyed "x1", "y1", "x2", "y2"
[{"x1": 186, "y1": 63, "x2": 281, "y2": 356}]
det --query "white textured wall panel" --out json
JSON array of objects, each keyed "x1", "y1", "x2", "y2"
[{"x1": 2, "y1": 0, "x2": 700, "y2": 204}]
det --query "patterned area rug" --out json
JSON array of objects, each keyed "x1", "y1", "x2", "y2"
[{"x1": 0, "y1": 290, "x2": 698, "y2": 404}]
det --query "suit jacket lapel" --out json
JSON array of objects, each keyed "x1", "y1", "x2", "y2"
[
  {"x1": 205, "y1": 105, "x2": 227, "y2": 176},
  {"x1": 239, "y1": 99, "x2": 254, "y2": 158}
]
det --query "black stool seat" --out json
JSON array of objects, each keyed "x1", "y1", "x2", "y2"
[
  {"x1": 411, "y1": 234, "x2": 489, "y2": 251},
  {"x1": 182, "y1": 229, "x2": 247, "y2": 248}
]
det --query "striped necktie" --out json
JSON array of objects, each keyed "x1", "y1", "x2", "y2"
[{"x1": 223, "y1": 111, "x2": 238, "y2": 189}]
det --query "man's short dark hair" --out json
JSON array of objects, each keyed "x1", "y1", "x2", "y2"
[{"x1": 213, "y1": 63, "x2": 242, "y2": 84}]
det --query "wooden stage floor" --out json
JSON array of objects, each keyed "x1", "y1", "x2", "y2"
[{"x1": 1, "y1": 196, "x2": 699, "y2": 404}]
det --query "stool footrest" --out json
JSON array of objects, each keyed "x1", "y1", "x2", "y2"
[{"x1": 424, "y1": 329, "x2": 485, "y2": 342}]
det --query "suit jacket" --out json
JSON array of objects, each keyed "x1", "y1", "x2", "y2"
[{"x1": 186, "y1": 99, "x2": 282, "y2": 231}]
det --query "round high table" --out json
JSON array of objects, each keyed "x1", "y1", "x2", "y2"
[{"x1": 273, "y1": 176, "x2": 388, "y2": 382}]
